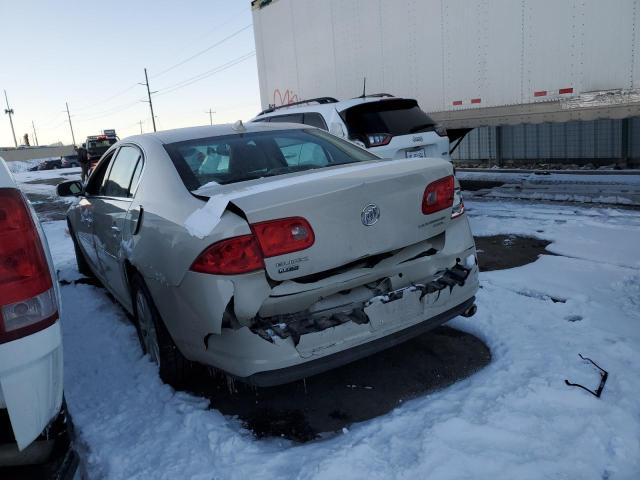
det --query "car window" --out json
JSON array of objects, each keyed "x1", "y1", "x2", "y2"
[
  {"x1": 303, "y1": 113, "x2": 328, "y2": 130},
  {"x1": 85, "y1": 150, "x2": 116, "y2": 195},
  {"x1": 101, "y1": 146, "x2": 142, "y2": 198},
  {"x1": 165, "y1": 129, "x2": 379, "y2": 190},
  {"x1": 268, "y1": 113, "x2": 304, "y2": 124},
  {"x1": 276, "y1": 137, "x2": 330, "y2": 167}
]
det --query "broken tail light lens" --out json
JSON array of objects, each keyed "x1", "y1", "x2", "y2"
[
  {"x1": 422, "y1": 176, "x2": 455, "y2": 215},
  {"x1": 451, "y1": 187, "x2": 465, "y2": 218},
  {"x1": 367, "y1": 134, "x2": 392, "y2": 147},
  {"x1": 0, "y1": 188, "x2": 57, "y2": 344},
  {"x1": 191, "y1": 234, "x2": 264, "y2": 275},
  {"x1": 252, "y1": 217, "x2": 315, "y2": 258}
]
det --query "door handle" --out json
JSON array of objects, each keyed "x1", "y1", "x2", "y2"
[{"x1": 111, "y1": 225, "x2": 121, "y2": 234}]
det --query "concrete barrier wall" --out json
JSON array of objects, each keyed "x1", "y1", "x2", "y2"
[{"x1": 0, "y1": 146, "x2": 76, "y2": 162}]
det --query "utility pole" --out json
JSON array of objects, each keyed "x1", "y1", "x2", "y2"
[
  {"x1": 3, "y1": 90, "x2": 17, "y2": 148},
  {"x1": 32, "y1": 120, "x2": 39, "y2": 146},
  {"x1": 65, "y1": 102, "x2": 76, "y2": 145},
  {"x1": 139, "y1": 120, "x2": 143, "y2": 134},
  {"x1": 206, "y1": 108, "x2": 216, "y2": 125},
  {"x1": 141, "y1": 68, "x2": 157, "y2": 132}
]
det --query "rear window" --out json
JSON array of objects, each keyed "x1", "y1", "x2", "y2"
[
  {"x1": 341, "y1": 99, "x2": 437, "y2": 140},
  {"x1": 165, "y1": 129, "x2": 379, "y2": 190}
]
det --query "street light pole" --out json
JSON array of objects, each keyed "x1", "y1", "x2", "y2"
[{"x1": 3, "y1": 90, "x2": 18, "y2": 148}]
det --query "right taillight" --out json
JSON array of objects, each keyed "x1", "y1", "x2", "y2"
[
  {"x1": 0, "y1": 188, "x2": 57, "y2": 344},
  {"x1": 422, "y1": 176, "x2": 455, "y2": 215}
]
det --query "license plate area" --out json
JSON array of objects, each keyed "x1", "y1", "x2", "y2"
[{"x1": 406, "y1": 148, "x2": 426, "y2": 159}]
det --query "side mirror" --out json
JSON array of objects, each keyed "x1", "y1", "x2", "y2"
[{"x1": 57, "y1": 180, "x2": 84, "y2": 197}]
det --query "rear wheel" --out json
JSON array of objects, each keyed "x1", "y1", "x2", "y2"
[
  {"x1": 131, "y1": 275, "x2": 191, "y2": 387},
  {"x1": 68, "y1": 222, "x2": 94, "y2": 277}
]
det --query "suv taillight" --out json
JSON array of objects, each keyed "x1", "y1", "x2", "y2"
[
  {"x1": 422, "y1": 176, "x2": 455, "y2": 215},
  {"x1": 366, "y1": 134, "x2": 392, "y2": 147},
  {"x1": 0, "y1": 188, "x2": 57, "y2": 344},
  {"x1": 435, "y1": 125, "x2": 447, "y2": 137},
  {"x1": 190, "y1": 217, "x2": 315, "y2": 275}
]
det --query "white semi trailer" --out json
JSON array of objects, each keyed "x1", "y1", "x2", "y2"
[{"x1": 251, "y1": 0, "x2": 640, "y2": 131}]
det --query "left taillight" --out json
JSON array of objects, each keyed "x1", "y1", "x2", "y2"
[
  {"x1": 0, "y1": 188, "x2": 57, "y2": 344},
  {"x1": 422, "y1": 176, "x2": 455, "y2": 215},
  {"x1": 366, "y1": 134, "x2": 393, "y2": 147},
  {"x1": 190, "y1": 217, "x2": 315, "y2": 275}
]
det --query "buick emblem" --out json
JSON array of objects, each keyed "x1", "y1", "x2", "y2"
[
  {"x1": 412, "y1": 136, "x2": 424, "y2": 142},
  {"x1": 361, "y1": 204, "x2": 380, "y2": 226}
]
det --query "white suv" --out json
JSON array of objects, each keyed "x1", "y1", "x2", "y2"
[{"x1": 250, "y1": 95, "x2": 451, "y2": 161}]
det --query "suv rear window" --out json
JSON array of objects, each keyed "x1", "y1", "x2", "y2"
[
  {"x1": 341, "y1": 99, "x2": 437, "y2": 141},
  {"x1": 165, "y1": 129, "x2": 378, "y2": 190}
]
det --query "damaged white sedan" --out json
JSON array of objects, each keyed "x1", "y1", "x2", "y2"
[{"x1": 57, "y1": 122, "x2": 478, "y2": 386}]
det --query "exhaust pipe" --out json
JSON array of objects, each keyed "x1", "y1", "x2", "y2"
[{"x1": 461, "y1": 304, "x2": 477, "y2": 318}]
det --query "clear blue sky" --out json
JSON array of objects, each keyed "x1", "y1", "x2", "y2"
[{"x1": 0, "y1": 0, "x2": 261, "y2": 147}]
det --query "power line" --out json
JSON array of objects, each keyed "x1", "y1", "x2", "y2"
[
  {"x1": 152, "y1": 24, "x2": 252, "y2": 79},
  {"x1": 75, "y1": 100, "x2": 141, "y2": 123},
  {"x1": 156, "y1": 51, "x2": 255, "y2": 97}
]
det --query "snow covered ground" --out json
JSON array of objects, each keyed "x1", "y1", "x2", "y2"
[
  {"x1": 15, "y1": 170, "x2": 640, "y2": 479},
  {"x1": 458, "y1": 170, "x2": 640, "y2": 206}
]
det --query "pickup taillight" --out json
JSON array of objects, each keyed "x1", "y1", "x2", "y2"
[{"x1": 0, "y1": 189, "x2": 57, "y2": 344}]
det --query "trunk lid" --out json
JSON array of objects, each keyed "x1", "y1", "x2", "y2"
[{"x1": 199, "y1": 158, "x2": 454, "y2": 281}]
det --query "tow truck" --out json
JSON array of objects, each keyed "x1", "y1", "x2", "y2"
[{"x1": 86, "y1": 130, "x2": 118, "y2": 169}]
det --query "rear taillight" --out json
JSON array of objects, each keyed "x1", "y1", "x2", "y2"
[
  {"x1": 190, "y1": 217, "x2": 315, "y2": 275},
  {"x1": 435, "y1": 125, "x2": 448, "y2": 137},
  {"x1": 0, "y1": 188, "x2": 57, "y2": 344},
  {"x1": 367, "y1": 134, "x2": 392, "y2": 147},
  {"x1": 191, "y1": 235, "x2": 263, "y2": 275},
  {"x1": 252, "y1": 217, "x2": 315, "y2": 258},
  {"x1": 422, "y1": 176, "x2": 455, "y2": 215}
]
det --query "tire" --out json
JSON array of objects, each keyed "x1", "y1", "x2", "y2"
[
  {"x1": 131, "y1": 275, "x2": 191, "y2": 387},
  {"x1": 68, "y1": 222, "x2": 94, "y2": 277}
]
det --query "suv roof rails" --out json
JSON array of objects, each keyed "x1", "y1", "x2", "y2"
[
  {"x1": 257, "y1": 97, "x2": 339, "y2": 116},
  {"x1": 355, "y1": 93, "x2": 396, "y2": 99}
]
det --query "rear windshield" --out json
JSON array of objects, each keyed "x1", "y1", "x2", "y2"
[
  {"x1": 341, "y1": 99, "x2": 437, "y2": 140},
  {"x1": 165, "y1": 129, "x2": 379, "y2": 190}
]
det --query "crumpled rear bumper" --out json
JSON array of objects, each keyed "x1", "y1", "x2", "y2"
[{"x1": 245, "y1": 296, "x2": 476, "y2": 386}]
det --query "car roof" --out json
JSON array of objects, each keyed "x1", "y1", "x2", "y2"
[
  {"x1": 121, "y1": 122, "x2": 313, "y2": 147},
  {"x1": 252, "y1": 96, "x2": 409, "y2": 120}
]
